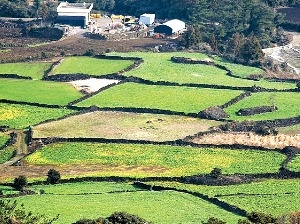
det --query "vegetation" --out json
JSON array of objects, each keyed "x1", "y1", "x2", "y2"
[
  {"x1": 225, "y1": 92, "x2": 300, "y2": 121},
  {"x1": 109, "y1": 52, "x2": 295, "y2": 89},
  {"x1": 0, "y1": 62, "x2": 52, "y2": 80},
  {"x1": 76, "y1": 83, "x2": 243, "y2": 113},
  {"x1": 13, "y1": 175, "x2": 27, "y2": 191},
  {"x1": 13, "y1": 189, "x2": 242, "y2": 224},
  {"x1": 47, "y1": 169, "x2": 61, "y2": 184},
  {"x1": 0, "y1": 200, "x2": 59, "y2": 224},
  {"x1": 52, "y1": 56, "x2": 134, "y2": 76},
  {"x1": 29, "y1": 182, "x2": 140, "y2": 195},
  {"x1": 32, "y1": 111, "x2": 223, "y2": 141},
  {"x1": 24, "y1": 143, "x2": 285, "y2": 177},
  {"x1": 0, "y1": 103, "x2": 76, "y2": 129},
  {"x1": 147, "y1": 179, "x2": 300, "y2": 216},
  {"x1": 0, "y1": 79, "x2": 82, "y2": 105},
  {"x1": 0, "y1": 147, "x2": 14, "y2": 164}
]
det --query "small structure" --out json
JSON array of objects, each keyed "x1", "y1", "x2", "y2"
[
  {"x1": 56, "y1": 2, "x2": 93, "y2": 28},
  {"x1": 154, "y1": 19, "x2": 185, "y2": 36},
  {"x1": 139, "y1": 14, "x2": 155, "y2": 25}
]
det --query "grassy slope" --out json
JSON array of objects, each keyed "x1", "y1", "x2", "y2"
[
  {"x1": 225, "y1": 92, "x2": 300, "y2": 121},
  {"x1": 0, "y1": 79, "x2": 82, "y2": 105},
  {"x1": 108, "y1": 52, "x2": 295, "y2": 89},
  {"x1": 52, "y1": 56, "x2": 134, "y2": 76},
  {"x1": 32, "y1": 111, "x2": 223, "y2": 141},
  {"x1": 149, "y1": 179, "x2": 300, "y2": 217},
  {"x1": 0, "y1": 62, "x2": 52, "y2": 80},
  {"x1": 25, "y1": 143, "x2": 284, "y2": 176},
  {"x1": 0, "y1": 103, "x2": 76, "y2": 129},
  {"x1": 76, "y1": 83, "x2": 243, "y2": 113},
  {"x1": 0, "y1": 132, "x2": 14, "y2": 163},
  {"x1": 15, "y1": 190, "x2": 242, "y2": 223}
]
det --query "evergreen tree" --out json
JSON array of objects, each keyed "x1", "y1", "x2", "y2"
[{"x1": 240, "y1": 33, "x2": 265, "y2": 65}]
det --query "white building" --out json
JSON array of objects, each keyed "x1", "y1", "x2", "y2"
[
  {"x1": 139, "y1": 14, "x2": 155, "y2": 25},
  {"x1": 56, "y1": 2, "x2": 93, "y2": 27},
  {"x1": 154, "y1": 19, "x2": 186, "y2": 36}
]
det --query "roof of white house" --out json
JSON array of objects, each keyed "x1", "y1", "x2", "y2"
[
  {"x1": 140, "y1": 14, "x2": 155, "y2": 17},
  {"x1": 162, "y1": 19, "x2": 185, "y2": 33},
  {"x1": 57, "y1": 2, "x2": 93, "y2": 13}
]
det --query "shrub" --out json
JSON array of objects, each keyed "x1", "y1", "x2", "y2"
[
  {"x1": 107, "y1": 211, "x2": 152, "y2": 224},
  {"x1": 247, "y1": 211, "x2": 278, "y2": 224},
  {"x1": 13, "y1": 175, "x2": 27, "y2": 191},
  {"x1": 47, "y1": 169, "x2": 61, "y2": 184},
  {"x1": 202, "y1": 217, "x2": 227, "y2": 224},
  {"x1": 210, "y1": 168, "x2": 222, "y2": 179}
]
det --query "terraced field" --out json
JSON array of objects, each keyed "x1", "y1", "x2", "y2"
[{"x1": 1, "y1": 52, "x2": 300, "y2": 223}]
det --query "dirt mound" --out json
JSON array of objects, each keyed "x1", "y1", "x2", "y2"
[
  {"x1": 182, "y1": 174, "x2": 253, "y2": 186},
  {"x1": 237, "y1": 106, "x2": 278, "y2": 116},
  {"x1": 198, "y1": 106, "x2": 229, "y2": 120}
]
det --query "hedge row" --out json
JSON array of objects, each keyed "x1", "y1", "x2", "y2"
[
  {"x1": 221, "y1": 116, "x2": 300, "y2": 133},
  {"x1": 0, "y1": 74, "x2": 32, "y2": 80},
  {"x1": 43, "y1": 58, "x2": 63, "y2": 78},
  {"x1": 0, "y1": 99, "x2": 81, "y2": 111},
  {"x1": 220, "y1": 91, "x2": 252, "y2": 109}
]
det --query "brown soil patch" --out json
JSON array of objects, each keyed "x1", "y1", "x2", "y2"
[
  {"x1": 0, "y1": 33, "x2": 174, "y2": 62},
  {"x1": 189, "y1": 132, "x2": 300, "y2": 149},
  {"x1": 0, "y1": 164, "x2": 169, "y2": 183}
]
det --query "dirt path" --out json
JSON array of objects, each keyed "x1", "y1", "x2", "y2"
[{"x1": 0, "y1": 130, "x2": 28, "y2": 168}]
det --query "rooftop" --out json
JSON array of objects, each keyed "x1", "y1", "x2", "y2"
[{"x1": 58, "y1": 2, "x2": 93, "y2": 10}]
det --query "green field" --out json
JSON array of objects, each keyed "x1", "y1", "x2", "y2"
[
  {"x1": 148, "y1": 179, "x2": 300, "y2": 217},
  {"x1": 52, "y1": 56, "x2": 134, "y2": 76},
  {"x1": 0, "y1": 62, "x2": 52, "y2": 79},
  {"x1": 0, "y1": 103, "x2": 76, "y2": 129},
  {"x1": 29, "y1": 182, "x2": 140, "y2": 195},
  {"x1": 108, "y1": 52, "x2": 295, "y2": 90},
  {"x1": 225, "y1": 92, "x2": 300, "y2": 120},
  {"x1": 32, "y1": 111, "x2": 223, "y2": 141},
  {"x1": 14, "y1": 187, "x2": 242, "y2": 223},
  {"x1": 76, "y1": 83, "x2": 243, "y2": 113},
  {"x1": 0, "y1": 185, "x2": 18, "y2": 195},
  {"x1": 25, "y1": 143, "x2": 285, "y2": 177},
  {"x1": 0, "y1": 79, "x2": 82, "y2": 105},
  {"x1": 286, "y1": 155, "x2": 300, "y2": 172},
  {"x1": 0, "y1": 132, "x2": 14, "y2": 163},
  {"x1": 214, "y1": 57, "x2": 265, "y2": 79}
]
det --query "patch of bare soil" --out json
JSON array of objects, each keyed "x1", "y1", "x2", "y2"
[
  {"x1": 0, "y1": 29, "x2": 174, "y2": 62},
  {"x1": 189, "y1": 132, "x2": 300, "y2": 149},
  {"x1": 0, "y1": 164, "x2": 169, "y2": 182},
  {"x1": 69, "y1": 78, "x2": 119, "y2": 94}
]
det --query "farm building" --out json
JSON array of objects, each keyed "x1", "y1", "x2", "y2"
[
  {"x1": 139, "y1": 14, "x2": 155, "y2": 25},
  {"x1": 154, "y1": 19, "x2": 186, "y2": 36},
  {"x1": 56, "y1": 2, "x2": 93, "y2": 28}
]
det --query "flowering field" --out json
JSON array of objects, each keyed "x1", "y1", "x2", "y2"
[
  {"x1": 24, "y1": 143, "x2": 285, "y2": 177},
  {"x1": 0, "y1": 103, "x2": 76, "y2": 129}
]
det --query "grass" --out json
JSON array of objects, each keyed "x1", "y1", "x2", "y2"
[
  {"x1": 0, "y1": 79, "x2": 82, "y2": 105},
  {"x1": 14, "y1": 188, "x2": 242, "y2": 223},
  {"x1": 214, "y1": 56, "x2": 265, "y2": 78},
  {"x1": 108, "y1": 52, "x2": 295, "y2": 90},
  {"x1": 32, "y1": 111, "x2": 223, "y2": 141},
  {"x1": 225, "y1": 92, "x2": 300, "y2": 121},
  {"x1": 0, "y1": 185, "x2": 18, "y2": 195},
  {"x1": 278, "y1": 123, "x2": 300, "y2": 135},
  {"x1": 0, "y1": 103, "x2": 76, "y2": 129},
  {"x1": 286, "y1": 155, "x2": 300, "y2": 172},
  {"x1": 221, "y1": 194, "x2": 300, "y2": 217},
  {"x1": 52, "y1": 56, "x2": 134, "y2": 76},
  {"x1": 29, "y1": 182, "x2": 141, "y2": 195},
  {"x1": 0, "y1": 62, "x2": 52, "y2": 79},
  {"x1": 148, "y1": 179, "x2": 300, "y2": 217},
  {"x1": 76, "y1": 83, "x2": 243, "y2": 114},
  {"x1": 0, "y1": 132, "x2": 14, "y2": 163},
  {"x1": 0, "y1": 147, "x2": 15, "y2": 163},
  {"x1": 24, "y1": 143, "x2": 285, "y2": 177}
]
